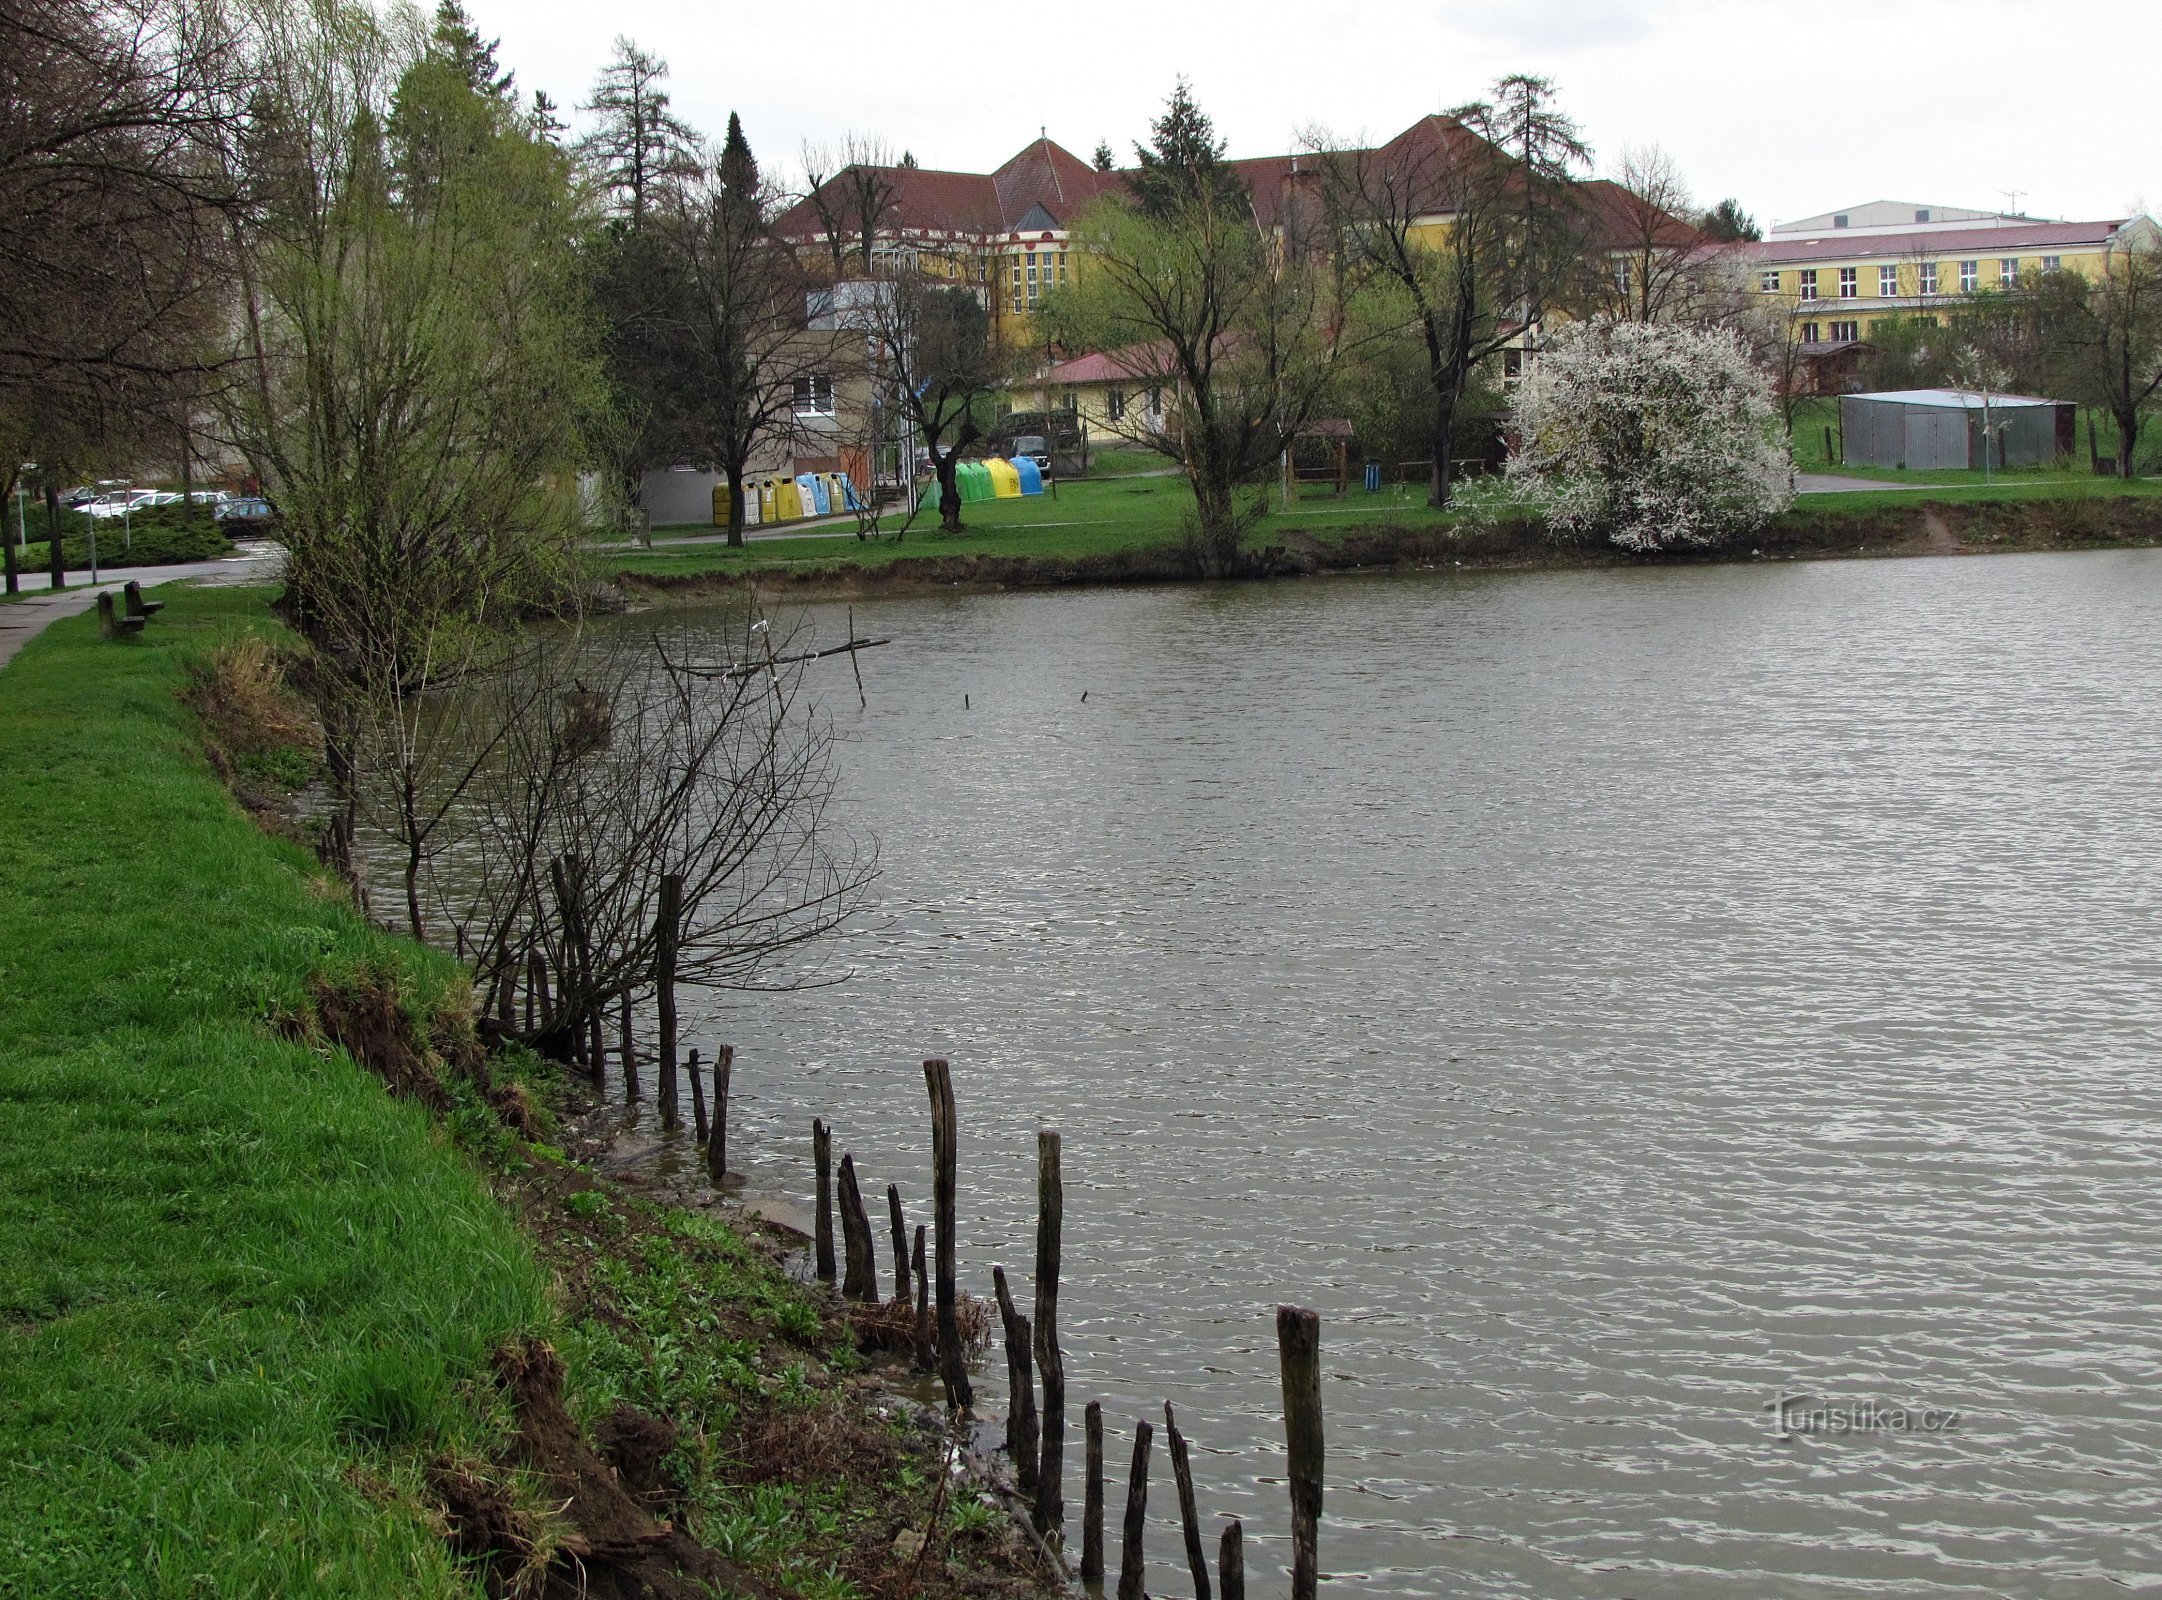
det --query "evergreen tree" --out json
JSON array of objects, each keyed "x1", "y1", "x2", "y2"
[
  {"x1": 429, "y1": 1, "x2": 513, "y2": 100},
  {"x1": 1697, "y1": 197, "x2": 1760, "y2": 242},
  {"x1": 528, "y1": 89, "x2": 566, "y2": 145},
  {"x1": 580, "y1": 36, "x2": 698, "y2": 229},
  {"x1": 1128, "y1": 79, "x2": 1246, "y2": 219},
  {"x1": 1092, "y1": 140, "x2": 1115, "y2": 173},
  {"x1": 898, "y1": 149, "x2": 917, "y2": 168}
]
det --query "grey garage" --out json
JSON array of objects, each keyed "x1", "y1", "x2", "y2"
[{"x1": 1838, "y1": 389, "x2": 2076, "y2": 472}]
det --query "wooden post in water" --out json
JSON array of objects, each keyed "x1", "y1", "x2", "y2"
[
  {"x1": 687, "y1": 1048, "x2": 708, "y2": 1144},
  {"x1": 812, "y1": 1119, "x2": 836, "y2": 1286},
  {"x1": 1117, "y1": 1418, "x2": 1152, "y2": 1600},
  {"x1": 1082, "y1": 1400, "x2": 1105, "y2": 1581},
  {"x1": 991, "y1": 1267, "x2": 1038, "y2": 1494},
  {"x1": 922, "y1": 1058, "x2": 971, "y2": 1408},
  {"x1": 618, "y1": 994, "x2": 638, "y2": 1102},
  {"x1": 886, "y1": 1184, "x2": 910, "y2": 1302},
  {"x1": 1277, "y1": 1305, "x2": 1323, "y2": 1600},
  {"x1": 527, "y1": 949, "x2": 551, "y2": 1032},
  {"x1": 1033, "y1": 1129, "x2": 1065, "y2": 1535},
  {"x1": 1166, "y1": 1402, "x2": 1211, "y2": 1600},
  {"x1": 707, "y1": 1044, "x2": 731, "y2": 1184},
  {"x1": 910, "y1": 1225, "x2": 933, "y2": 1370},
  {"x1": 655, "y1": 873, "x2": 682, "y2": 1129},
  {"x1": 838, "y1": 1153, "x2": 877, "y2": 1301},
  {"x1": 1218, "y1": 1520, "x2": 1245, "y2": 1600}
]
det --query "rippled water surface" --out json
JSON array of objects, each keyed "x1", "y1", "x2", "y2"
[{"x1": 651, "y1": 553, "x2": 2162, "y2": 1597}]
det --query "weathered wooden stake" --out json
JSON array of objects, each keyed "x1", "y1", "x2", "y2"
[
  {"x1": 838, "y1": 1153, "x2": 877, "y2": 1301},
  {"x1": 923, "y1": 1057, "x2": 971, "y2": 1408},
  {"x1": 886, "y1": 1184, "x2": 910, "y2": 1303},
  {"x1": 527, "y1": 948, "x2": 551, "y2": 1031},
  {"x1": 1117, "y1": 1418, "x2": 1152, "y2": 1600},
  {"x1": 1166, "y1": 1402, "x2": 1211, "y2": 1600},
  {"x1": 1218, "y1": 1519, "x2": 1245, "y2": 1600},
  {"x1": 812, "y1": 1118, "x2": 836, "y2": 1286},
  {"x1": 655, "y1": 873, "x2": 682, "y2": 1129},
  {"x1": 911, "y1": 1225, "x2": 934, "y2": 1370},
  {"x1": 707, "y1": 1044, "x2": 731, "y2": 1183},
  {"x1": 1277, "y1": 1305, "x2": 1324, "y2": 1600},
  {"x1": 991, "y1": 1267, "x2": 1038, "y2": 1494},
  {"x1": 1033, "y1": 1128, "x2": 1065, "y2": 1536},
  {"x1": 687, "y1": 1047, "x2": 708, "y2": 1144},
  {"x1": 1082, "y1": 1400, "x2": 1105, "y2": 1581},
  {"x1": 618, "y1": 993, "x2": 637, "y2": 1101}
]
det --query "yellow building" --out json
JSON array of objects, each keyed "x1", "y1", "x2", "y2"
[
  {"x1": 773, "y1": 136, "x2": 1115, "y2": 344},
  {"x1": 1747, "y1": 201, "x2": 2160, "y2": 347}
]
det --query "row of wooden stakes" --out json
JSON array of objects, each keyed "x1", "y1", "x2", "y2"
[{"x1": 803, "y1": 1059, "x2": 1326, "y2": 1600}]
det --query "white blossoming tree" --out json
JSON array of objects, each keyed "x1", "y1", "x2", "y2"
[{"x1": 1506, "y1": 319, "x2": 1794, "y2": 551}]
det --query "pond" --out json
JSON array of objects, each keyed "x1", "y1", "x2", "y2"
[{"x1": 646, "y1": 552, "x2": 2162, "y2": 1597}]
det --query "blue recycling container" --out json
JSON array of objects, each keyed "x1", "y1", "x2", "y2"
[
  {"x1": 1364, "y1": 461, "x2": 1382, "y2": 493},
  {"x1": 1015, "y1": 457, "x2": 1044, "y2": 495},
  {"x1": 797, "y1": 473, "x2": 831, "y2": 516}
]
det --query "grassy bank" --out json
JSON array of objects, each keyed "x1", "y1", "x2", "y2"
[
  {"x1": 608, "y1": 471, "x2": 2162, "y2": 602},
  {"x1": 0, "y1": 587, "x2": 1057, "y2": 1599},
  {"x1": 0, "y1": 588, "x2": 552, "y2": 1594}
]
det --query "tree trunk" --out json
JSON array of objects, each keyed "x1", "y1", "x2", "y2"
[
  {"x1": 726, "y1": 463, "x2": 746, "y2": 547},
  {"x1": 1188, "y1": 466, "x2": 1238, "y2": 578},
  {"x1": 2118, "y1": 410, "x2": 2140, "y2": 480},
  {"x1": 45, "y1": 487, "x2": 63, "y2": 590},
  {"x1": 935, "y1": 450, "x2": 963, "y2": 534}
]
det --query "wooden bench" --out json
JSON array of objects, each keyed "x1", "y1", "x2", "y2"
[
  {"x1": 97, "y1": 590, "x2": 146, "y2": 637},
  {"x1": 124, "y1": 579, "x2": 164, "y2": 619}
]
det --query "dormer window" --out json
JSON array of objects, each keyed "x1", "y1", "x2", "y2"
[
  {"x1": 1915, "y1": 208, "x2": 1931, "y2": 223},
  {"x1": 1834, "y1": 213, "x2": 1849, "y2": 228}
]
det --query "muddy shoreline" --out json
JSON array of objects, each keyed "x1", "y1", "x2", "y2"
[{"x1": 616, "y1": 497, "x2": 2162, "y2": 605}]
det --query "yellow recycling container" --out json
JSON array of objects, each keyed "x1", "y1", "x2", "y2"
[
  {"x1": 757, "y1": 479, "x2": 778, "y2": 522},
  {"x1": 710, "y1": 485, "x2": 728, "y2": 526},
  {"x1": 774, "y1": 478, "x2": 804, "y2": 521},
  {"x1": 987, "y1": 458, "x2": 1023, "y2": 498}
]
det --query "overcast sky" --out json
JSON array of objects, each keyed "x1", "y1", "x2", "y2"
[{"x1": 468, "y1": 0, "x2": 2155, "y2": 228}]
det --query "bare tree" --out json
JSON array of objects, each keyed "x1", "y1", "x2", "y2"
[
  {"x1": 667, "y1": 113, "x2": 847, "y2": 545},
  {"x1": 0, "y1": 0, "x2": 247, "y2": 497},
  {"x1": 578, "y1": 35, "x2": 697, "y2": 230},
  {"x1": 411, "y1": 618, "x2": 877, "y2": 1063},
  {"x1": 798, "y1": 132, "x2": 901, "y2": 272},
  {"x1": 853, "y1": 275, "x2": 1003, "y2": 535},
  {"x1": 1311, "y1": 76, "x2": 1591, "y2": 509},
  {"x1": 1584, "y1": 145, "x2": 1719, "y2": 324},
  {"x1": 1054, "y1": 83, "x2": 1360, "y2": 573},
  {"x1": 2030, "y1": 244, "x2": 2162, "y2": 476}
]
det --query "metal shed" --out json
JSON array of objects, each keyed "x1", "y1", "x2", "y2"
[{"x1": 1838, "y1": 389, "x2": 2076, "y2": 471}]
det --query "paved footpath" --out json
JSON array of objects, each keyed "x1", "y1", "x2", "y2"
[{"x1": 0, "y1": 544, "x2": 283, "y2": 672}]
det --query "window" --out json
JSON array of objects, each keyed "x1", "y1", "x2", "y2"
[
  {"x1": 1919, "y1": 262, "x2": 1939, "y2": 296},
  {"x1": 1830, "y1": 320, "x2": 1860, "y2": 342},
  {"x1": 1799, "y1": 268, "x2": 1818, "y2": 301},
  {"x1": 1760, "y1": 269, "x2": 1781, "y2": 293},
  {"x1": 791, "y1": 373, "x2": 834, "y2": 417},
  {"x1": 1915, "y1": 208, "x2": 1931, "y2": 223},
  {"x1": 1880, "y1": 265, "x2": 1899, "y2": 297},
  {"x1": 1800, "y1": 322, "x2": 1820, "y2": 343},
  {"x1": 1838, "y1": 267, "x2": 1858, "y2": 298},
  {"x1": 1106, "y1": 388, "x2": 1126, "y2": 422},
  {"x1": 1959, "y1": 260, "x2": 1978, "y2": 292},
  {"x1": 1834, "y1": 213, "x2": 1850, "y2": 228},
  {"x1": 1502, "y1": 348, "x2": 1524, "y2": 378},
  {"x1": 1146, "y1": 386, "x2": 1162, "y2": 414},
  {"x1": 1062, "y1": 393, "x2": 1077, "y2": 417},
  {"x1": 2041, "y1": 254, "x2": 2062, "y2": 273},
  {"x1": 2000, "y1": 257, "x2": 2019, "y2": 288}
]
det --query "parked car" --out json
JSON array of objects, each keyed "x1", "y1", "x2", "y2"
[
  {"x1": 1008, "y1": 434, "x2": 1050, "y2": 470},
  {"x1": 187, "y1": 489, "x2": 231, "y2": 505},
  {"x1": 84, "y1": 491, "x2": 144, "y2": 519},
  {"x1": 136, "y1": 491, "x2": 186, "y2": 507},
  {"x1": 214, "y1": 496, "x2": 275, "y2": 536}
]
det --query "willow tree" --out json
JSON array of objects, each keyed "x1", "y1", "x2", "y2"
[
  {"x1": 230, "y1": 0, "x2": 602, "y2": 917},
  {"x1": 1047, "y1": 83, "x2": 1356, "y2": 576}
]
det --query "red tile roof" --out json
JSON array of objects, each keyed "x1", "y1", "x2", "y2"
[{"x1": 774, "y1": 138, "x2": 1120, "y2": 241}]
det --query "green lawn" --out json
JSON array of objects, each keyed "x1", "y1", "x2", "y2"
[
  {"x1": 0, "y1": 587, "x2": 553, "y2": 1597},
  {"x1": 610, "y1": 470, "x2": 1474, "y2": 582}
]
